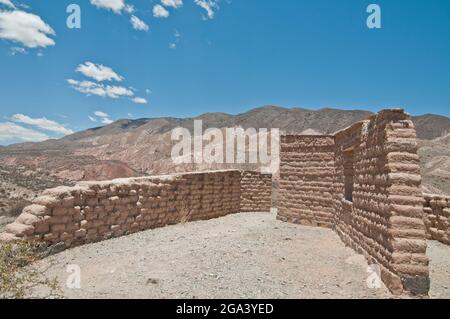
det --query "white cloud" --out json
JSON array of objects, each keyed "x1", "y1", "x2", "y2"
[
  {"x1": 130, "y1": 15, "x2": 149, "y2": 32},
  {"x1": 0, "y1": 10, "x2": 55, "y2": 48},
  {"x1": 161, "y1": 0, "x2": 183, "y2": 9},
  {"x1": 0, "y1": 122, "x2": 49, "y2": 143},
  {"x1": 131, "y1": 97, "x2": 148, "y2": 104},
  {"x1": 90, "y1": 0, "x2": 126, "y2": 14},
  {"x1": 0, "y1": 0, "x2": 15, "y2": 9},
  {"x1": 194, "y1": 0, "x2": 219, "y2": 19},
  {"x1": 76, "y1": 62, "x2": 123, "y2": 82},
  {"x1": 67, "y1": 79, "x2": 79, "y2": 86},
  {"x1": 11, "y1": 114, "x2": 74, "y2": 135},
  {"x1": 153, "y1": 4, "x2": 169, "y2": 18},
  {"x1": 169, "y1": 30, "x2": 181, "y2": 49},
  {"x1": 88, "y1": 111, "x2": 114, "y2": 125},
  {"x1": 90, "y1": 112, "x2": 112, "y2": 124},
  {"x1": 94, "y1": 111, "x2": 109, "y2": 118},
  {"x1": 124, "y1": 4, "x2": 135, "y2": 14},
  {"x1": 101, "y1": 118, "x2": 114, "y2": 125},
  {"x1": 67, "y1": 79, "x2": 134, "y2": 99},
  {"x1": 9, "y1": 46, "x2": 27, "y2": 55},
  {"x1": 106, "y1": 85, "x2": 134, "y2": 98}
]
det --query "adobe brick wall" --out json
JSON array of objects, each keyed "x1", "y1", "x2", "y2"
[
  {"x1": 0, "y1": 170, "x2": 271, "y2": 248},
  {"x1": 333, "y1": 110, "x2": 429, "y2": 296},
  {"x1": 240, "y1": 171, "x2": 272, "y2": 212},
  {"x1": 423, "y1": 194, "x2": 450, "y2": 244},
  {"x1": 277, "y1": 136, "x2": 335, "y2": 228},
  {"x1": 277, "y1": 109, "x2": 430, "y2": 297}
]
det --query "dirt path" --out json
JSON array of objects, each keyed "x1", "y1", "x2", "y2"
[{"x1": 30, "y1": 212, "x2": 449, "y2": 299}]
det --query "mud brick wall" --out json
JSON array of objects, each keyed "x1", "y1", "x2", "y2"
[
  {"x1": 277, "y1": 109, "x2": 430, "y2": 296},
  {"x1": 370, "y1": 110, "x2": 429, "y2": 296},
  {"x1": 0, "y1": 170, "x2": 249, "y2": 247},
  {"x1": 423, "y1": 194, "x2": 450, "y2": 244},
  {"x1": 333, "y1": 110, "x2": 429, "y2": 296},
  {"x1": 277, "y1": 135, "x2": 335, "y2": 228},
  {"x1": 240, "y1": 171, "x2": 272, "y2": 212}
]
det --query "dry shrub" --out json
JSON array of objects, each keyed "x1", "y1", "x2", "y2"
[
  {"x1": 177, "y1": 200, "x2": 193, "y2": 224},
  {"x1": 0, "y1": 240, "x2": 60, "y2": 299}
]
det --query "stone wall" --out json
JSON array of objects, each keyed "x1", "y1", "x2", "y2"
[
  {"x1": 277, "y1": 135, "x2": 335, "y2": 228},
  {"x1": 277, "y1": 109, "x2": 430, "y2": 297},
  {"x1": 423, "y1": 194, "x2": 450, "y2": 244},
  {"x1": 240, "y1": 171, "x2": 272, "y2": 212},
  {"x1": 0, "y1": 170, "x2": 271, "y2": 248}
]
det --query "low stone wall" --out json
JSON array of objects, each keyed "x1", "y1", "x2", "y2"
[
  {"x1": 277, "y1": 135, "x2": 335, "y2": 228},
  {"x1": 423, "y1": 194, "x2": 450, "y2": 244},
  {"x1": 240, "y1": 171, "x2": 272, "y2": 212},
  {"x1": 0, "y1": 170, "x2": 271, "y2": 248}
]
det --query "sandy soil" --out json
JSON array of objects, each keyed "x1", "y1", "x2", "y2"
[
  {"x1": 30, "y1": 212, "x2": 449, "y2": 299},
  {"x1": 428, "y1": 240, "x2": 450, "y2": 299}
]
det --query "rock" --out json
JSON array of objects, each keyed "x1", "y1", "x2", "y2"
[
  {"x1": 146, "y1": 278, "x2": 159, "y2": 285},
  {"x1": 17, "y1": 212, "x2": 40, "y2": 226},
  {"x1": 33, "y1": 196, "x2": 60, "y2": 208},
  {"x1": 4, "y1": 222, "x2": 34, "y2": 237},
  {"x1": 23, "y1": 204, "x2": 49, "y2": 216},
  {"x1": 75, "y1": 229, "x2": 87, "y2": 238},
  {"x1": 403, "y1": 276, "x2": 431, "y2": 296},
  {"x1": 40, "y1": 242, "x2": 66, "y2": 258}
]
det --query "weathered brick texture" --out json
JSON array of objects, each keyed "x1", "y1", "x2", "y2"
[
  {"x1": 423, "y1": 194, "x2": 450, "y2": 244},
  {"x1": 277, "y1": 136, "x2": 335, "y2": 228},
  {"x1": 1, "y1": 170, "x2": 271, "y2": 248},
  {"x1": 240, "y1": 171, "x2": 272, "y2": 212},
  {"x1": 277, "y1": 109, "x2": 430, "y2": 297}
]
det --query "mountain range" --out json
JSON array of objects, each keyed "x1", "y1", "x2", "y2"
[{"x1": 0, "y1": 105, "x2": 449, "y2": 222}]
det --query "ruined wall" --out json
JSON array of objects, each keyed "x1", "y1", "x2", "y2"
[
  {"x1": 1, "y1": 170, "x2": 271, "y2": 247},
  {"x1": 423, "y1": 194, "x2": 450, "y2": 244},
  {"x1": 240, "y1": 171, "x2": 272, "y2": 212},
  {"x1": 332, "y1": 110, "x2": 429, "y2": 296},
  {"x1": 277, "y1": 136, "x2": 335, "y2": 228},
  {"x1": 277, "y1": 109, "x2": 430, "y2": 296}
]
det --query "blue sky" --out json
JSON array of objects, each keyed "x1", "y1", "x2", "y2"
[{"x1": 0, "y1": 0, "x2": 450, "y2": 144}]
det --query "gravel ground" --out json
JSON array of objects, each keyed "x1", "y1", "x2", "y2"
[
  {"x1": 30, "y1": 212, "x2": 449, "y2": 299},
  {"x1": 427, "y1": 240, "x2": 450, "y2": 299}
]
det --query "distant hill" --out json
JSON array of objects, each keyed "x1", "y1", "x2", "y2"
[
  {"x1": 413, "y1": 114, "x2": 450, "y2": 140},
  {"x1": 55, "y1": 106, "x2": 374, "y2": 143},
  {"x1": 6, "y1": 107, "x2": 449, "y2": 152},
  {"x1": 418, "y1": 133, "x2": 450, "y2": 195},
  {"x1": 0, "y1": 105, "x2": 449, "y2": 202}
]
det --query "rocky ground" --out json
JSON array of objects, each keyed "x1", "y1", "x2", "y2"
[{"x1": 28, "y1": 211, "x2": 449, "y2": 299}]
